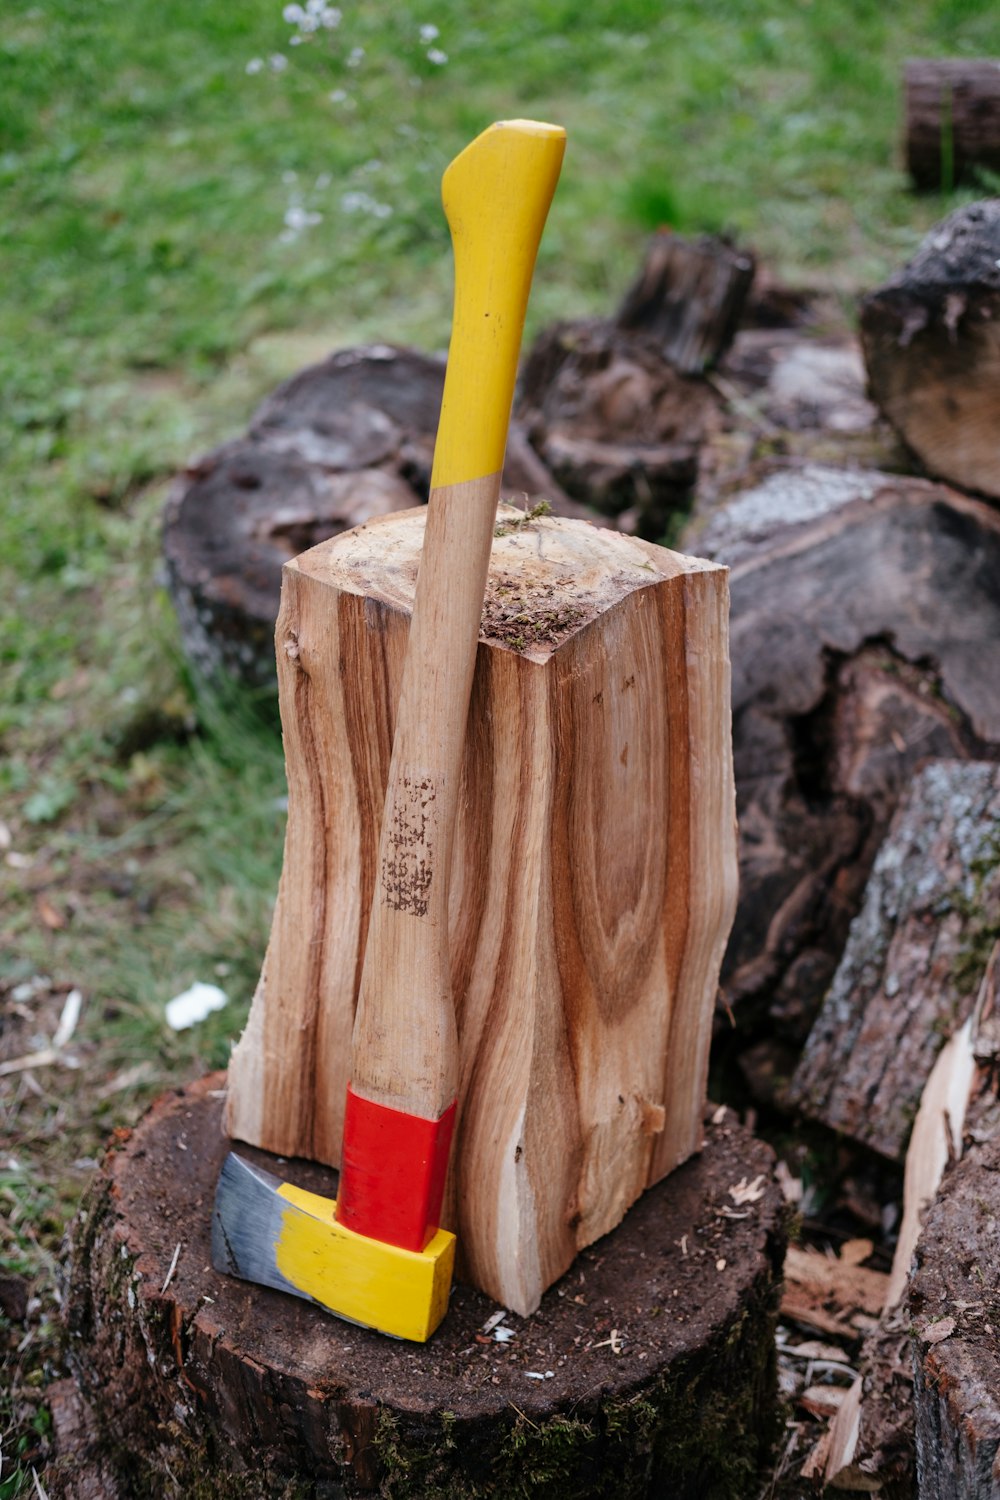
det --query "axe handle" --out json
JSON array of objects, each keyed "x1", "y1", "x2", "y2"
[{"x1": 349, "y1": 122, "x2": 565, "y2": 1127}]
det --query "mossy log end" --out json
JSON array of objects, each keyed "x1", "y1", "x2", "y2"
[{"x1": 58, "y1": 1075, "x2": 786, "y2": 1499}]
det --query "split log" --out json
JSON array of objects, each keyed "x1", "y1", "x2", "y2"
[
  {"x1": 911, "y1": 1128, "x2": 1000, "y2": 1498},
  {"x1": 860, "y1": 201, "x2": 1000, "y2": 499},
  {"x1": 689, "y1": 467, "x2": 1000, "y2": 1039},
  {"x1": 615, "y1": 230, "x2": 755, "y2": 375},
  {"x1": 516, "y1": 319, "x2": 711, "y2": 536},
  {"x1": 905, "y1": 58, "x2": 1000, "y2": 190},
  {"x1": 225, "y1": 505, "x2": 737, "y2": 1316},
  {"x1": 790, "y1": 760, "x2": 1000, "y2": 1161},
  {"x1": 163, "y1": 345, "x2": 575, "y2": 691},
  {"x1": 60, "y1": 1078, "x2": 786, "y2": 1499}
]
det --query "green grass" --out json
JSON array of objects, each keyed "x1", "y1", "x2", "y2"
[{"x1": 2, "y1": 1, "x2": 1000, "y2": 1492}]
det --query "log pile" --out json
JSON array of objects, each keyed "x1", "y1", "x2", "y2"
[{"x1": 147, "y1": 217, "x2": 1000, "y2": 1493}]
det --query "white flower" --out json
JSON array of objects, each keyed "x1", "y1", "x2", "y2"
[
  {"x1": 289, "y1": 34, "x2": 303, "y2": 45},
  {"x1": 321, "y1": 6, "x2": 342, "y2": 25},
  {"x1": 245, "y1": 57, "x2": 264, "y2": 74},
  {"x1": 283, "y1": 3, "x2": 306, "y2": 21},
  {"x1": 426, "y1": 47, "x2": 448, "y2": 65},
  {"x1": 419, "y1": 23, "x2": 439, "y2": 41},
  {"x1": 269, "y1": 53, "x2": 289, "y2": 72},
  {"x1": 329, "y1": 88, "x2": 348, "y2": 103},
  {"x1": 347, "y1": 45, "x2": 365, "y2": 67}
]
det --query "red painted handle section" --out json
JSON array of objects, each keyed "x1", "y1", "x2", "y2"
[{"x1": 335, "y1": 1087, "x2": 457, "y2": 1252}]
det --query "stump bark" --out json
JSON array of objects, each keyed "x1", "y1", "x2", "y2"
[
  {"x1": 225, "y1": 506, "x2": 737, "y2": 1316},
  {"x1": 60, "y1": 1076, "x2": 786, "y2": 1500},
  {"x1": 689, "y1": 468, "x2": 1000, "y2": 1041},
  {"x1": 911, "y1": 1130, "x2": 1000, "y2": 1498},
  {"x1": 790, "y1": 760, "x2": 1000, "y2": 1160},
  {"x1": 860, "y1": 201, "x2": 1000, "y2": 499},
  {"x1": 905, "y1": 58, "x2": 1000, "y2": 190}
]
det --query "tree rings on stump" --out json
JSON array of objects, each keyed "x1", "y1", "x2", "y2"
[{"x1": 61, "y1": 1076, "x2": 785, "y2": 1499}]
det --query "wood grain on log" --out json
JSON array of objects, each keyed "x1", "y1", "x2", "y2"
[
  {"x1": 790, "y1": 761, "x2": 1000, "y2": 1161},
  {"x1": 860, "y1": 200, "x2": 1000, "y2": 499},
  {"x1": 690, "y1": 468, "x2": 1000, "y2": 1039},
  {"x1": 62, "y1": 1079, "x2": 785, "y2": 1499},
  {"x1": 905, "y1": 58, "x2": 1000, "y2": 190},
  {"x1": 225, "y1": 506, "x2": 737, "y2": 1315},
  {"x1": 615, "y1": 230, "x2": 755, "y2": 375},
  {"x1": 163, "y1": 345, "x2": 575, "y2": 690}
]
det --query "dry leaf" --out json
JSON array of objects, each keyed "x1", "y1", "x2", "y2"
[
  {"x1": 35, "y1": 894, "x2": 66, "y2": 931},
  {"x1": 840, "y1": 1238, "x2": 874, "y2": 1267}
]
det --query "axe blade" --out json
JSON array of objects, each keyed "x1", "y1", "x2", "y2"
[{"x1": 210, "y1": 1151, "x2": 456, "y2": 1342}]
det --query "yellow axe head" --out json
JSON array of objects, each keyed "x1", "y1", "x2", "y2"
[{"x1": 212, "y1": 1153, "x2": 456, "y2": 1343}]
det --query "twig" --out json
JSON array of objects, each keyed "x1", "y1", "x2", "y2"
[{"x1": 161, "y1": 1242, "x2": 183, "y2": 1294}]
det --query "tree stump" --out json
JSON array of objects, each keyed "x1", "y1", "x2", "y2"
[
  {"x1": 59, "y1": 1076, "x2": 786, "y2": 1499},
  {"x1": 910, "y1": 1129, "x2": 1000, "y2": 1498},
  {"x1": 790, "y1": 760, "x2": 1000, "y2": 1160},
  {"x1": 163, "y1": 345, "x2": 575, "y2": 691},
  {"x1": 904, "y1": 58, "x2": 1000, "y2": 191},
  {"x1": 689, "y1": 468, "x2": 1000, "y2": 1042},
  {"x1": 615, "y1": 230, "x2": 755, "y2": 375},
  {"x1": 225, "y1": 506, "x2": 737, "y2": 1316},
  {"x1": 860, "y1": 201, "x2": 1000, "y2": 499}
]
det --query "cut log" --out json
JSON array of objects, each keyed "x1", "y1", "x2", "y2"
[
  {"x1": 790, "y1": 761, "x2": 1000, "y2": 1161},
  {"x1": 905, "y1": 58, "x2": 1000, "y2": 190},
  {"x1": 516, "y1": 319, "x2": 711, "y2": 536},
  {"x1": 163, "y1": 345, "x2": 576, "y2": 690},
  {"x1": 860, "y1": 201, "x2": 1000, "y2": 499},
  {"x1": 689, "y1": 467, "x2": 1000, "y2": 1038},
  {"x1": 911, "y1": 1129, "x2": 1000, "y2": 1498},
  {"x1": 615, "y1": 230, "x2": 755, "y2": 375},
  {"x1": 60, "y1": 1078, "x2": 786, "y2": 1499},
  {"x1": 225, "y1": 505, "x2": 737, "y2": 1315}
]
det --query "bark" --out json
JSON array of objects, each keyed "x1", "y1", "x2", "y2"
[
  {"x1": 910, "y1": 1130, "x2": 1000, "y2": 1498},
  {"x1": 60, "y1": 1077, "x2": 786, "y2": 1500},
  {"x1": 790, "y1": 760, "x2": 1000, "y2": 1160}
]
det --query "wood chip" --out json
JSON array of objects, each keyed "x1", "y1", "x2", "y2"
[{"x1": 800, "y1": 1384, "x2": 850, "y2": 1418}]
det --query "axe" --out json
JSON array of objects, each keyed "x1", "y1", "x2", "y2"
[{"x1": 212, "y1": 120, "x2": 566, "y2": 1341}]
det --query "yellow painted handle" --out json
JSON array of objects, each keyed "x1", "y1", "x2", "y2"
[{"x1": 430, "y1": 119, "x2": 566, "y2": 491}]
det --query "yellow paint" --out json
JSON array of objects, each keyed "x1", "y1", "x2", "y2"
[
  {"x1": 274, "y1": 1182, "x2": 456, "y2": 1343},
  {"x1": 430, "y1": 119, "x2": 566, "y2": 491}
]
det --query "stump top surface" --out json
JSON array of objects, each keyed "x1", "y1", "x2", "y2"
[
  {"x1": 101, "y1": 1075, "x2": 781, "y2": 1423},
  {"x1": 289, "y1": 504, "x2": 722, "y2": 662}
]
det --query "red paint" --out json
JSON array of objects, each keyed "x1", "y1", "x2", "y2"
[{"x1": 335, "y1": 1087, "x2": 457, "y2": 1252}]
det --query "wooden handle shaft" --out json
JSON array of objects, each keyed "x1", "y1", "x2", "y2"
[{"x1": 350, "y1": 121, "x2": 565, "y2": 1120}]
